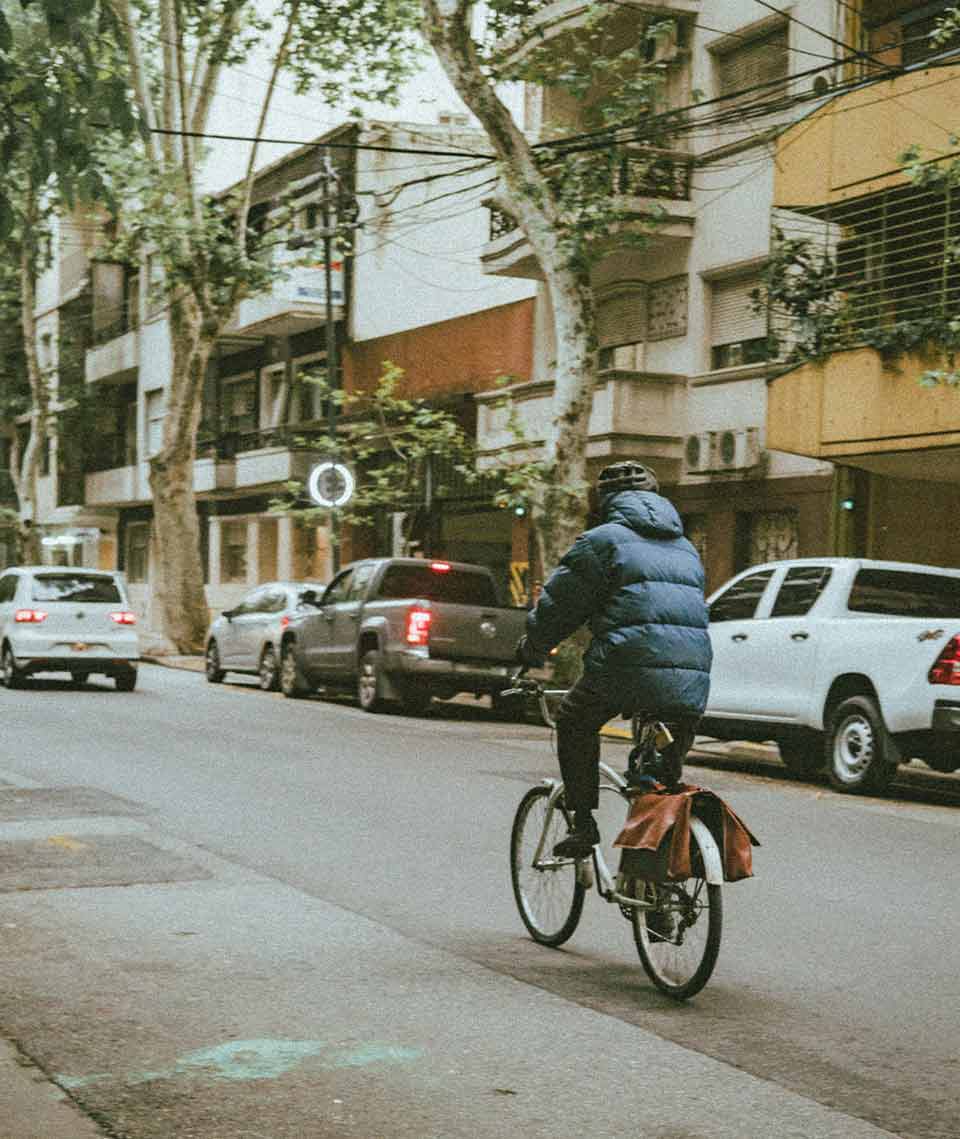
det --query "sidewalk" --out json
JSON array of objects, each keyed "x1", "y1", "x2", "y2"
[
  {"x1": 0, "y1": 1038, "x2": 105, "y2": 1138},
  {"x1": 140, "y1": 653, "x2": 783, "y2": 765}
]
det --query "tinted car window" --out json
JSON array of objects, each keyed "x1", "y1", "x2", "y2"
[
  {"x1": 0, "y1": 574, "x2": 17, "y2": 603},
  {"x1": 324, "y1": 570, "x2": 354, "y2": 605},
  {"x1": 348, "y1": 563, "x2": 376, "y2": 601},
  {"x1": 376, "y1": 564, "x2": 498, "y2": 606},
  {"x1": 770, "y1": 566, "x2": 833, "y2": 618},
  {"x1": 31, "y1": 574, "x2": 122, "y2": 604},
  {"x1": 262, "y1": 589, "x2": 288, "y2": 613},
  {"x1": 709, "y1": 569, "x2": 775, "y2": 623},
  {"x1": 847, "y1": 569, "x2": 960, "y2": 618},
  {"x1": 235, "y1": 587, "x2": 268, "y2": 615}
]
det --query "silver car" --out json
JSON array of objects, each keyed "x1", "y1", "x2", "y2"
[
  {"x1": 0, "y1": 565, "x2": 140, "y2": 690},
  {"x1": 205, "y1": 581, "x2": 324, "y2": 691}
]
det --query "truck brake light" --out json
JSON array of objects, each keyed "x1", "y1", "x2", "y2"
[
  {"x1": 928, "y1": 634, "x2": 960, "y2": 685},
  {"x1": 406, "y1": 607, "x2": 432, "y2": 646},
  {"x1": 14, "y1": 609, "x2": 47, "y2": 623}
]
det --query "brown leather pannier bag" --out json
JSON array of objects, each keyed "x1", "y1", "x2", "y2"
[{"x1": 614, "y1": 783, "x2": 760, "y2": 883}]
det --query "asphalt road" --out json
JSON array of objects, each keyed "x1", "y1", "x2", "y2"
[{"x1": 0, "y1": 664, "x2": 958, "y2": 1138}]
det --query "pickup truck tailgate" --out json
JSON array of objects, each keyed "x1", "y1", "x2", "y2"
[{"x1": 425, "y1": 603, "x2": 527, "y2": 663}]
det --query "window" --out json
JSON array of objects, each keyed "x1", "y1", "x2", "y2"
[
  {"x1": 126, "y1": 523, "x2": 149, "y2": 584},
  {"x1": 222, "y1": 520, "x2": 248, "y2": 583},
  {"x1": 714, "y1": 22, "x2": 788, "y2": 104},
  {"x1": 847, "y1": 569, "x2": 960, "y2": 618},
  {"x1": 376, "y1": 564, "x2": 498, "y2": 606},
  {"x1": 221, "y1": 376, "x2": 257, "y2": 436},
  {"x1": 597, "y1": 288, "x2": 647, "y2": 353},
  {"x1": 323, "y1": 569, "x2": 354, "y2": 604},
  {"x1": 236, "y1": 586, "x2": 269, "y2": 614},
  {"x1": 261, "y1": 588, "x2": 288, "y2": 613},
  {"x1": 710, "y1": 276, "x2": 768, "y2": 370},
  {"x1": 0, "y1": 573, "x2": 18, "y2": 603},
  {"x1": 31, "y1": 573, "x2": 122, "y2": 604},
  {"x1": 348, "y1": 562, "x2": 376, "y2": 601},
  {"x1": 770, "y1": 565, "x2": 833, "y2": 618},
  {"x1": 709, "y1": 569, "x2": 774, "y2": 623},
  {"x1": 261, "y1": 366, "x2": 287, "y2": 429},
  {"x1": 145, "y1": 389, "x2": 165, "y2": 457}
]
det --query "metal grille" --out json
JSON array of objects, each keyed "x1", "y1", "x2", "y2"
[{"x1": 770, "y1": 181, "x2": 960, "y2": 351}]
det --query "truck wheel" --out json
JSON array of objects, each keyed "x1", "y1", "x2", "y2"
[
  {"x1": 825, "y1": 696, "x2": 897, "y2": 794},
  {"x1": 778, "y1": 734, "x2": 823, "y2": 779},
  {"x1": 358, "y1": 650, "x2": 388, "y2": 713},
  {"x1": 280, "y1": 643, "x2": 310, "y2": 699}
]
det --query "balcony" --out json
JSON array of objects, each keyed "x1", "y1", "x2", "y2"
[
  {"x1": 768, "y1": 345, "x2": 960, "y2": 481},
  {"x1": 224, "y1": 266, "x2": 343, "y2": 339},
  {"x1": 475, "y1": 371, "x2": 686, "y2": 480},
  {"x1": 481, "y1": 148, "x2": 694, "y2": 279},
  {"x1": 231, "y1": 425, "x2": 331, "y2": 489},
  {"x1": 85, "y1": 324, "x2": 139, "y2": 385},
  {"x1": 85, "y1": 464, "x2": 148, "y2": 507}
]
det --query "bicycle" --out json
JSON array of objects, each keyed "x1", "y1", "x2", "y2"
[{"x1": 502, "y1": 673, "x2": 724, "y2": 1001}]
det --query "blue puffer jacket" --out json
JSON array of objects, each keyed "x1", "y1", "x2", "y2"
[{"x1": 526, "y1": 489, "x2": 712, "y2": 716}]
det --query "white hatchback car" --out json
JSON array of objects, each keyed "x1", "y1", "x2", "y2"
[{"x1": 0, "y1": 566, "x2": 140, "y2": 690}]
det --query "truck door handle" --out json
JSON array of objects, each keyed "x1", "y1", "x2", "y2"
[
  {"x1": 731, "y1": 633, "x2": 748, "y2": 642},
  {"x1": 791, "y1": 632, "x2": 809, "y2": 641}
]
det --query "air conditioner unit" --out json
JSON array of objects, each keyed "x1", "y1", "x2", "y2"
[
  {"x1": 716, "y1": 427, "x2": 760, "y2": 471},
  {"x1": 684, "y1": 432, "x2": 714, "y2": 474}
]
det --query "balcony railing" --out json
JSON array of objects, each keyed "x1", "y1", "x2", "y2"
[
  {"x1": 197, "y1": 424, "x2": 333, "y2": 461},
  {"x1": 487, "y1": 146, "x2": 692, "y2": 241},
  {"x1": 91, "y1": 307, "x2": 139, "y2": 346}
]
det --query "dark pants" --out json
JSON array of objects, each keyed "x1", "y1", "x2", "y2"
[{"x1": 554, "y1": 676, "x2": 698, "y2": 816}]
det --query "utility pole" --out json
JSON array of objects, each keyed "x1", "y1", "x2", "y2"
[{"x1": 319, "y1": 148, "x2": 340, "y2": 574}]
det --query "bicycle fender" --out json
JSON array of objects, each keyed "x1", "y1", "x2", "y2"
[{"x1": 689, "y1": 816, "x2": 724, "y2": 885}]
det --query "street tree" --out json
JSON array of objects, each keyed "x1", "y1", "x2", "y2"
[
  {"x1": 93, "y1": 0, "x2": 420, "y2": 651},
  {"x1": 420, "y1": 0, "x2": 673, "y2": 570},
  {"x1": 0, "y1": 1, "x2": 133, "y2": 561}
]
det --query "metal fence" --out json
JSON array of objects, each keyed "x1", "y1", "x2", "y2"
[{"x1": 769, "y1": 181, "x2": 960, "y2": 351}]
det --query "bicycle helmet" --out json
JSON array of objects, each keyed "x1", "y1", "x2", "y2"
[{"x1": 596, "y1": 461, "x2": 659, "y2": 496}]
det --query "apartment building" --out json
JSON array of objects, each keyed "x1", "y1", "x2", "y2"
[
  {"x1": 474, "y1": 0, "x2": 952, "y2": 591},
  {"x1": 27, "y1": 121, "x2": 535, "y2": 627},
  {"x1": 766, "y1": 0, "x2": 960, "y2": 569}
]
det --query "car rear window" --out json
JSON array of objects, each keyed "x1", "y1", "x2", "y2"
[
  {"x1": 847, "y1": 569, "x2": 960, "y2": 618},
  {"x1": 376, "y1": 564, "x2": 498, "y2": 606},
  {"x1": 31, "y1": 574, "x2": 123, "y2": 604}
]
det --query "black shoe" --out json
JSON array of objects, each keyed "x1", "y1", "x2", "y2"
[{"x1": 552, "y1": 816, "x2": 600, "y2": 859}]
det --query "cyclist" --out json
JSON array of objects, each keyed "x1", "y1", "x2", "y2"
[{"x1": 516, "y1": 462, "x2": 712, "y2": 858}]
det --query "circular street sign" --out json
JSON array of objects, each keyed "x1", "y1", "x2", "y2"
[{"x1": 307, "y1": 461, "x2": 355, "y2": 508}]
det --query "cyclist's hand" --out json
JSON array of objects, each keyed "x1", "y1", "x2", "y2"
[{"x1": 515, "y1": 635, "x2": 545, "y2": 668}]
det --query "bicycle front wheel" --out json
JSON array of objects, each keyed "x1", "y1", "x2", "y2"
[
  {"x1": 510, "y1": 785, "x2": 585, "y2": 947},
  {"x1": 630, "y1": 828, "x2": 722, "y2": 1000}
]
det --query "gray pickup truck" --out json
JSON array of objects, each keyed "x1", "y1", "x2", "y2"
[{"x1": 278, "y1": 556, "x2": 529, "y2": 714}]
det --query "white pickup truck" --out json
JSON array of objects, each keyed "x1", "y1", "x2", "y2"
[{"x1": 700, "y1": 557, "x2": 960, "y2": 793}]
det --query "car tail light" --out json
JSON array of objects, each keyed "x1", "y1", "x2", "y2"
[
  {"x1": 406, "y1": 607, "x2": 432, "y2": 646},
  {"x1": 430, "y1": 561, "x2": 451, "y2": 573},
  {"x1": 14, "y1": 609, "x2": 47, "y2": 623},
  {"x1": 280, "y1": 615, "x2": 290, "y2": 629},
  {"x1": 929, "y1": 634, "x2": 960, "y2": 684},
  {"x1": 109, "y1": 611, "x2": 137, "y2": 625}
]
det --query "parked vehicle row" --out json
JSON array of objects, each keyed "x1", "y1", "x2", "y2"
[{"x1": 6, "y1": 555, "x2": 960, "y2": 798}]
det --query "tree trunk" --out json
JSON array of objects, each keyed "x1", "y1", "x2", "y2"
[
  {"x1": 421, "y1": 0, "x2": 599, "y2": 571},
  {"x1": 14, "y1": 192, "x2": 46, "y2": 566},
  {"x1": 147, "y1": 293, "x2": 213, "y2": 651}
]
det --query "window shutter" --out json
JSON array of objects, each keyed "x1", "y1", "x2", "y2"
[
  {"x1": 716, "y1": 25, "x2": 788, "y2": 101},
  {"x1": 710, "y1": 277, "x2": 765, "y2": 346},
  {"x1": 597, "y1": 289, "x2": 646, "y2": 349}
]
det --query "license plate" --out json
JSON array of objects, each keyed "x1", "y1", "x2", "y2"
[{"x1": 72, "y1": 642, "x2": 90, "y2": 652}]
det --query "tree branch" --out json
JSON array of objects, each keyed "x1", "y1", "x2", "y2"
[
  {"x1": 189, "y1": 0, "x2": 246, "y2": 137},
  {"x1": 109, "y1": 0, "x2": 161, "y2": 164}
]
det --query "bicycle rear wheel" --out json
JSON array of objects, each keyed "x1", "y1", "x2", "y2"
[
  {"x1": 510, "y1": 785, "x2": 585, "y2": 947},
  {"x1": 630, "y1": 828, "x2": 722, "y2": 1000}
]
